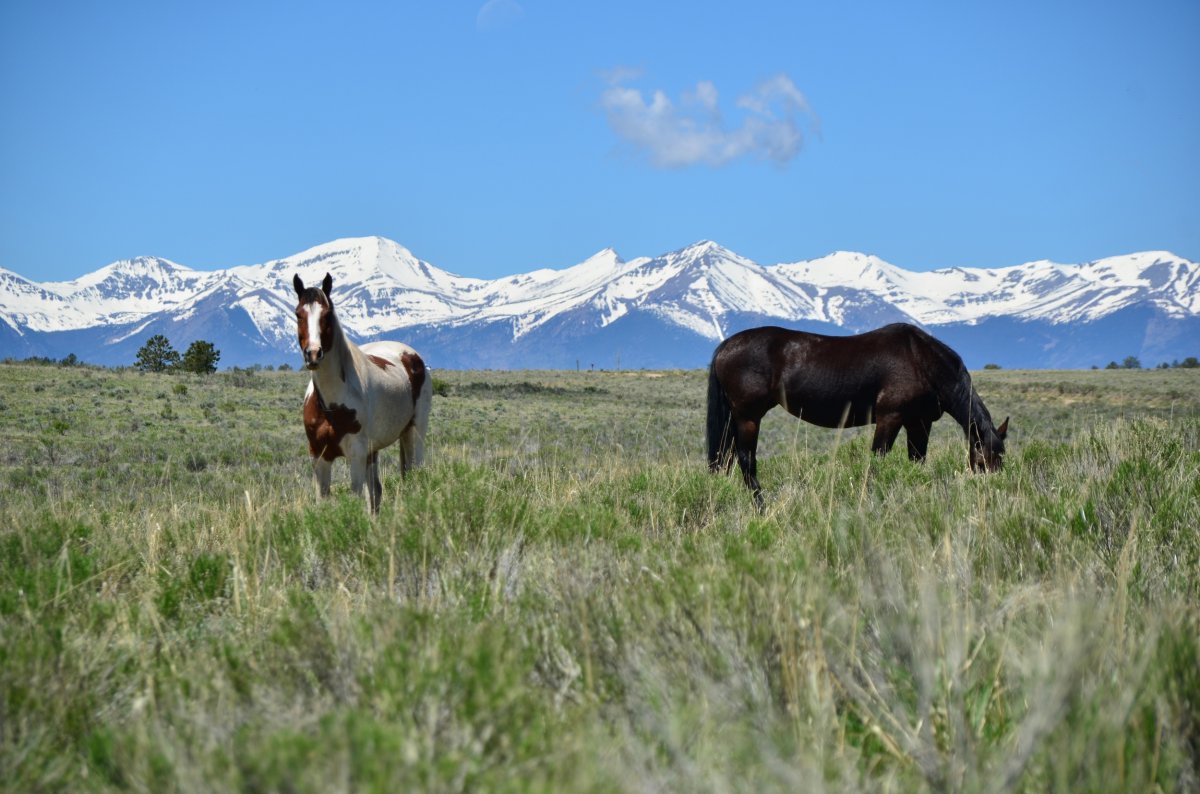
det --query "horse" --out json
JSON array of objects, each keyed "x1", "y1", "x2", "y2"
[
  {"x1": 707, "y1": 323, "x2": 1008, "y2": 507},
  {"x1": 293, "y1": 272, "x2": 432, "y2": 513}
]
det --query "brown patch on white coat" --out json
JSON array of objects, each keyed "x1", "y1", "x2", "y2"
[
  {"x1": 400, "y1": 351, "x2": 427, "y2": 411},
  {"x1": 367, "y1": 354, "x2": 394, "y2": 371},
  {"x1": 302, "y1": 386, "x2": 361, "y2": 462}
]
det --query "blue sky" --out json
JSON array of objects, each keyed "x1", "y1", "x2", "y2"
[{"x1": 2, "y1": 1, "x2": 1197, "y2": 281}]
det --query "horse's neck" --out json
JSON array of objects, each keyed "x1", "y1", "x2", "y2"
[
  {"x1": 949, "y1": 384, "x2": 992, "y2": 440},
  {"x1": 312, "y1": 317, "x2": 360, "y2": 398}
]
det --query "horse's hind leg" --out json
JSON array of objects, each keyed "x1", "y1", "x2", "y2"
[
  {"x1": 734, "y1": 417, "x2": 765, "y2": 509},
  {"x1": 399, "y1": 422, "x2": 423, "y2": 477},
  {"x1": 904, "y1": 419, "x2": 931, "y2": 462},
  {"x1": 413, "y1": 400, "x2": 429, "y2": 468},
  {"x1": 368, "y1": 452, "x2": 383, "y2": 511}
]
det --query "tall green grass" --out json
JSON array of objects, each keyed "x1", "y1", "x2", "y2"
[{"x1": 1, "y1": 364, "x2": 1197, "y2": 791}]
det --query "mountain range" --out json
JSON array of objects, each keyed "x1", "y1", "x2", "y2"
[{"x1": 2, "y1": 236, "x2": 1197, "y2": 369}]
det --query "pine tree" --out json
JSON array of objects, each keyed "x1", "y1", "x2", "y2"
[
  {"x1": 135, "y1": 334, "x2": 180, "y2": 373},
  {"x1": 180, "y1": 340, "x2": 221, "y2": 374}
]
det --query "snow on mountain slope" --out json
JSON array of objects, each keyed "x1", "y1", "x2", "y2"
[
  {"x1": 0, "y1": 268, "x2": 61, "y2": 333},
  {"x1": 226, "y1": 237, "x2": 488, "y2": 336},
  {"x1": 770, "y1": 252, "x2": 929, "y2": 325},
  {"x1": 591, "y1": 241, "x2": 822, "y2": 339},
  {"x1": 773, "y1": 250, "x2": 1200, "y2": 326},
  {"x1": 465, "y1": 247, "x2": 642, "y2": 338},
  {"x1": 1080, "y1": 251, "x2": 1200, "y2": 316},
  {"x1": 211, "y1": 287, "x2": 298, "y2": 347},
  {"x1": 56, "y1": 257, "x2": 217, "y2": 322},
  {"x1": 1, "y1": 236, "x2": 1197, "y2": 369},
  {"x1": 0, "y1": 258, "x2": 220, "y2": 332},
  {"x1": 231, "y1": 237, "x2": 485, "y2": 297}
]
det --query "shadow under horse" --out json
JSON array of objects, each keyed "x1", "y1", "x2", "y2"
[{"x1": 707, "y1": 323, "x2": 1008, "y2": 507}]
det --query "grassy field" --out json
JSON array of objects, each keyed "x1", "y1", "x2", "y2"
[{"x1": 1, "y1": 362, "x2": 1198, "y2": 792}]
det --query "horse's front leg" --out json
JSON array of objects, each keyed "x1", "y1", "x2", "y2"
[
  {"x1": 345, "y1": 438, "x2": 372, "y2": 513},
  {"x1": 349, "y1": 453, "x2": 366, "y2": 499},
  {"x1": 904, "y1": 419, "x2": 931, "y2": 462},
  {"x1": 871, "y1": 415, "x2": 902, "y2": 456},
  {"x1": 313, "y1": 457, "x2": 332, "y2": 498}
]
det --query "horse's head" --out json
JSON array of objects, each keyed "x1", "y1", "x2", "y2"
[
  {"x1": 969, "y1": 416, "x2": 1009, "y2": 473},
  {"x1": 293, "y1": 273, "x2": 334, "y2": 370}
]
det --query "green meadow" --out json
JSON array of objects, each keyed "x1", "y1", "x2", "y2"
[{"x1": 1, "y1": 363, "x2": 1198, "y2": 792}]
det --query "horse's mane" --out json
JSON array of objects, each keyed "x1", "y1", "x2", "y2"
[{"x1": 915, "y1": 328, "x2": 996, "y2": 440}]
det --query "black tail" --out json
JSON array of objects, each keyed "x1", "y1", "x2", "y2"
[{"x1": 706, "y1": 355, "x2": 735, "y2": 472}]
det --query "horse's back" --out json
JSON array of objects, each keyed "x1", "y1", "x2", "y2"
[
  {"x1": 713, "y1": 323, "x2": 954, "y2": 427},
  {"x1": 361, "y1": 341, "x2": 428, "y2": 392},
  {"x1": 360, "y1": 340, "x2": 421, "y2": 367}
]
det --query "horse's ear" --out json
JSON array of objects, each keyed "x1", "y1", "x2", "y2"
[
  {"x1": 293, "y1": 274, "x2": 305, "y2": 298},
  {"x1": 997, "y1": 417, "x2": 1009, "y2": 439},
  {"x1": 321, "y1": 273, "x2": 333, "y2": 297}
]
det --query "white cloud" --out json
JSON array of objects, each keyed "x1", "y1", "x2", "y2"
[
  {"x1": 600, "y1": 72, "x2": 818, "y2": 169},
  {"x1": 476, "y1": 0, "x2": 523, "y2": 32}
]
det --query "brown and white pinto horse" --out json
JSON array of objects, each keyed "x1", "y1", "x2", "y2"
[
  {"x1": 293, "y1": 272, "x2": 432, "y2": 513},
  {"x1": 708, "y1": 323, "x2": 1008, "y2": 507}
]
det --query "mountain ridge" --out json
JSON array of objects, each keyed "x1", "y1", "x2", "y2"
[{"x1": 1, "y1": 236, "x2": 1196, "y2": 369}]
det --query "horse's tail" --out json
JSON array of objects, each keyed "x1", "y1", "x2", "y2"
[{"x1": 706, "y1": 352, "x2": 736, "y2": 472}]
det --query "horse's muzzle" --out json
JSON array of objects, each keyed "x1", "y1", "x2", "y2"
[{"x1": 303, "y1": 349, "x2": 323, "y2": 370}]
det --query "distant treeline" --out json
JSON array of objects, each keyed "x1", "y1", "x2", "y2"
[
  {"x1": 980, "y1": 356, "x2": 1200, "y2": 370},
  {"x1": 1098, "y1": 355, "x2": 1200, "y2": 370},
  {"x1": 5, "y1": 352, "x2": 1200, "y2": 372},
  {"x1": 2, "y1": 354, "x2": 295, "y2": 373}
]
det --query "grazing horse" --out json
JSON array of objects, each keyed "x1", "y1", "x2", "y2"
[
  {"x1": 707, "y1": 323, "x2": 1008, "y2": 506},
  {"x1": 293, "y1": 273, "x2": 432, "y2": 513}
]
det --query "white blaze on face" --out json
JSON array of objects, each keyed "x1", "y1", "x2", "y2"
[{"x1": 304, "y1": 301, "x2": 324, "y2": 355}]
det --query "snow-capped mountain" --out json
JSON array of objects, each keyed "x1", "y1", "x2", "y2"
[
  {"x1": 1, "y1": 236, "x2": 1197, "y2": 369},
  {"x1": 775, "y1": 250, "x2": 1200, "y2": 326}
]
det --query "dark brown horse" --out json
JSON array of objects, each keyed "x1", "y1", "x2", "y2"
[{"x1": 707, "y1": 323, "x2": 1008, "y2": 506}]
